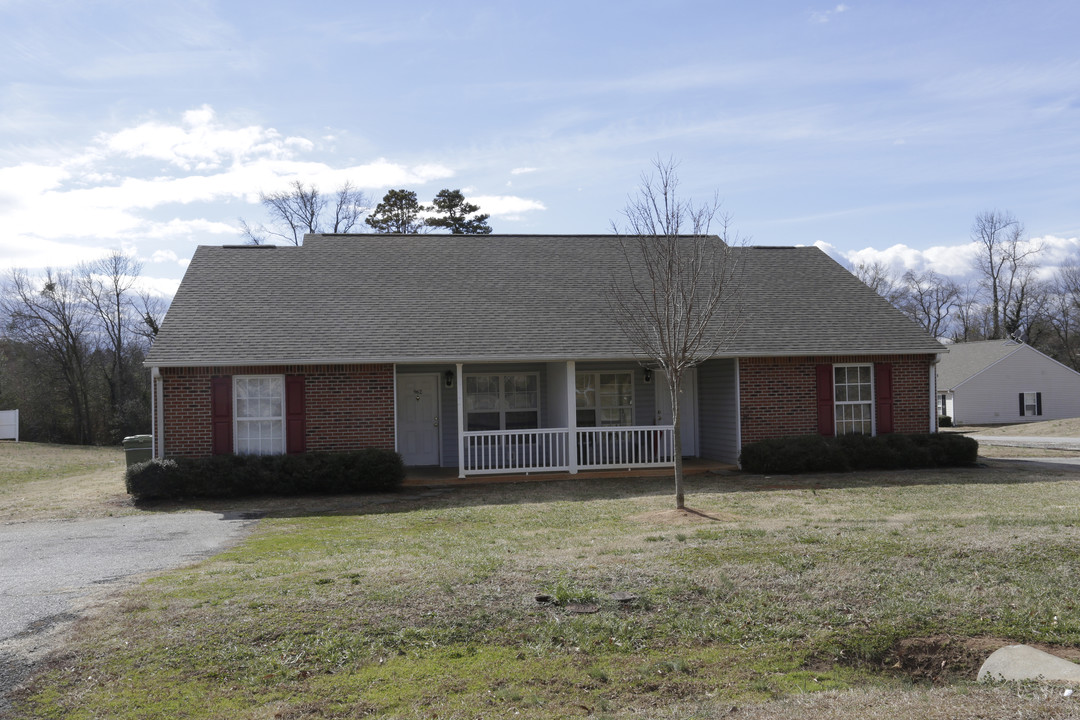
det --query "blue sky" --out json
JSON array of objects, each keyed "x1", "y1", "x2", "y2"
[{"x1": 2, "y1": 1, "x2": 1079, "y2": 295}]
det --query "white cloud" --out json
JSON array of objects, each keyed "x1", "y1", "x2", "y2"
[
  {"x1": 510, "y1": 167, "x2": 537, "y2": 175},
  {"x1": 0, "y1": 107, "x2": 459, "y2": 271},
  {"x1": 468, "y1": 194, "x2": 546, "y2": 218},
  {"x1": 134, "y1": 275, "x2": 183, "y2": 298},
  {"x1": 102, "y1": 105, "x2": 309, "y2": 171},
  {"x1": 0, "y1": 235, "x2": 111, "y2": 271},
  {"x1": 816, "y1": 234, "x2": 1080, "y2": 281},
  {"x1": 810, "y1": 4, "x2": 849, "y2": 23}
]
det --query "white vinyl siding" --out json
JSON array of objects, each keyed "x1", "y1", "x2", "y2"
[
  {"x1": 234, "y1": 375, "x2": 285, "y2": 455},
  {"x1": 948, "y1": 346, "x2": 1080, "y2": 424}
]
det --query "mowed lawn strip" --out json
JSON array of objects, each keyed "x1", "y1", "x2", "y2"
[{"x1": 15, "y1": 464, "x2": 1080, "y2": 719}]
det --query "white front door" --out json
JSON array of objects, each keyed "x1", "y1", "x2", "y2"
[
  {"x1": 396, "y1": 374, "x2": 441, "y2": 466},
  {"x1": 656, "y1": 368, "x2": 698, "y2": 457}
]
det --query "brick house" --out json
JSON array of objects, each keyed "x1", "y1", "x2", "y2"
[{"x1": 145, "y1": 234, "x2": 946, "y2": 476}]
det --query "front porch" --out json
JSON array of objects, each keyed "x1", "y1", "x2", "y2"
[{"x1": 395, "y1": 358, "x2": 741, "y2": 477}]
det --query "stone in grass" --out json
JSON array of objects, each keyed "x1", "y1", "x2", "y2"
[
  {"x1": 978, "y1": 645, "x2": 1080, "y2": 685},
  {"x1": 610, "y1": 591, "x2": 638, "y2": 603},
  {"x1": 565, "y1": 603, "x2": 600, "y2": 614}
]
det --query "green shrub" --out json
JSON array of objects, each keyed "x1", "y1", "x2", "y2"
[
  {"x1": 938, "y1": 415, "x2": 953, "y2": 427},
  {"x1": 125, "y1": 449, "x2": 405, "y2": 500},
  {"x1": 740, "y1": 433, "x2": 978, "y2": 474}
]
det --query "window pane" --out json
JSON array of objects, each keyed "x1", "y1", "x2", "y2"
[
  {"x1": 234, "y1": 376, "x2": 284, "y2": 454},
  {"x1": 576, "y1": 409, "x2": 597, "y2": 427},
  {"x1": 467, "y1": 412, "x2": 500, "y2": 432},
  {"x1": 600, "y1": 408, "x2": 632, "y2": 426},
  {"x1": 576, "y1": 374, "x2": 596, "y2": 408},
  {"x1": 505, "y1": 411, "x2": 538, "y2": 430}
]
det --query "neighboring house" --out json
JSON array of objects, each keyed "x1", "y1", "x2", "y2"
[
  {"x1": 936, "y1": 339, "x2": 1080, "y2": 426},
  {"x1": 145, "y1": 234, "x2": 945, "y2": 476}
]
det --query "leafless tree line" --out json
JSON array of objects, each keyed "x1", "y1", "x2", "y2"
[
  {"x1": 853, "y1": 210, "x2": 1080, "y2": 369},
  {"x1": 0, "y1": 252, "x2": 165, "y2": 444}
]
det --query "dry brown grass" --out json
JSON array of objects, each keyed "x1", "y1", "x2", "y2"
[
  {"x1": 709, "y1": 685, "x2": 1079, "y2": 719},
  {"x1": 0, "y1": 442, "x2": 131, "y2": 522},
  {"x1": 969, "y1": 417, "x2": 1080, "y2": 437}
]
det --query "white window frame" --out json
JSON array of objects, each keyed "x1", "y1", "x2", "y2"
[
  {"x1": 938, "y1": 393, "x2": 948, "y2": 417},
  {"x1": 834, "y1": 364, "x2": 875, "y2": 436},
  {"x1": 463, "y1": 372, "x2": 541, "y2": 431},
  {"x1": 234, "y1": 375, "x2": 286, "y2": 455},
  {"x1": 1022, "y1": 391, "x2": 1040, "y2": 417},
  {"x1": 575, "y1": 371, "x2": 635, "y2": 427}
]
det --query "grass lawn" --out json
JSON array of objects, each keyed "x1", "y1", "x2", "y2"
[
  {"x1": 12, "y1": 461, "x2": 1080, "y2": 719},
  {"x1": 0, "y1": 441, "x2": 127, "y2": 521}
]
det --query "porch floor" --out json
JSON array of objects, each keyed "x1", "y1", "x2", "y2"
[{"x1": 402, "y1": 457, "x2": 738, "y2": 488}]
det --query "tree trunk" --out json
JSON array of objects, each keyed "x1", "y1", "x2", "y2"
[{"x1": 670, "y1": 373, "x2": 684, "y2": 509}]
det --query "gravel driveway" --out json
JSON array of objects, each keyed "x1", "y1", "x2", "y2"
[{"x1": 0, "y1": 512, "x2": 255, "y2": 709}]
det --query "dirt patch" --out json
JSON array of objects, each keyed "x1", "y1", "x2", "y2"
[
  {"x1": 632, "y1": 507, "x2": 740, "y2": 524},
  {"x1": 884, "y1": 636, "x2": 1080, "y2": 684}
]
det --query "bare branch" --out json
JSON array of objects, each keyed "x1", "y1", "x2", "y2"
[{"x1": 606, "y1": 157, "x2": 745, "y2": 509}]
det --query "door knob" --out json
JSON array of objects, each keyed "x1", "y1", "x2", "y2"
[{"x1": 433, "y1": 416, "x2": 439, "y2": 427}]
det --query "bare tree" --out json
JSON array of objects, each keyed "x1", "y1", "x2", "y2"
[
  {"x1": 899, "y1": 269, "x2": 961, "y2": 339},
  {"x1": 241, "y1": 180, "x2": 369, "y2": 245},
  {"x1": 133, "y1": 289, "x2": 167, "y2": 343},
  {"x1": 78, "y1": 252, "x2": 142, "y2": 425},
  {"x1": 851, "y1": 260, "x2": 906, "y2": 308},
  {"x1": 1, "y1": 268, "x2": 95, "y2": 443},
  {"x1": 1044, "y1": 263, "x2": 1080, "y2": 369},
  {"x1": 971, "y1": 210, "x2": 1042, "y2": 339},
  {"x1": 607, "y1": 158, "x2": 743, "y2": 509}
]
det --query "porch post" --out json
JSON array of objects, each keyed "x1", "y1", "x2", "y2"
[
  {"x1": 456, "y1": 363, "x2": 465, "y2": 478},
  {"x1": 566, "y1": 360, "x2": 577, "y2": 474}
]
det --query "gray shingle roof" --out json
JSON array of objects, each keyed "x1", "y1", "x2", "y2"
[
  {"x1": 146, "y1": 234, "x2": 946, "y2": 367},
  {"x1": 935, "y1": 339, "x2": 1024, "y2": 390}
]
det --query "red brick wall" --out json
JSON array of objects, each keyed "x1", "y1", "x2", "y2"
[
  {"x1": 739, "y1": 355, "x2": 933, "y2": 445},
  {"x1": 160, "y1": 364, "x2": 395, "y2": 458}
]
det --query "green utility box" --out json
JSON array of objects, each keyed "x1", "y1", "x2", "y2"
[{"x1": 122, "y1": 434, "x2": 153, "y2": 467}]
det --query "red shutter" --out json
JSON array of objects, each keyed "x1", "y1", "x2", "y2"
[
  {"x1": 285, "y1": 375, "x2": 306, "y2": 454},
  {"x1": 211, "y1": 376, "x2": 233, "y2": 455},
  {"x1": 874, "y1": 363, "x2": 894, "y2": 434},
  {"x1": 816, "y1": 364, "x2": 835, "y2": 437}
]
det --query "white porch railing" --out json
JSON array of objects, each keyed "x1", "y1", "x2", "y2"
[
  {"x1": 576, "y1": 425, "x2": 675, "y2": 470},
  {"x1": 461, "y1": 425, "x2": 675, "y2": 476}
]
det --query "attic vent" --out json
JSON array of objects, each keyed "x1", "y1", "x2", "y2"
[{"x1": 221, "y1": 244, "x2": 277, "y2": 249}]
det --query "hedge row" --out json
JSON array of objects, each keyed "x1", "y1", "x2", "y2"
[
  {"x1": 125, "y1": 448, "x2": 405, "y2": 500},
  {"x1": 739, "y1": 433, "x2": 978, "y2": 474}
]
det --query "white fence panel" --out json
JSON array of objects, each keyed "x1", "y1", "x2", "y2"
[{"x1": 0, "y1": 410, "x2": 18, "y2": 441}]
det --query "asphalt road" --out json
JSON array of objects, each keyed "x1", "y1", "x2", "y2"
[{"x1": 0, "y1": 512, "x2": 254, "y2": 704}]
